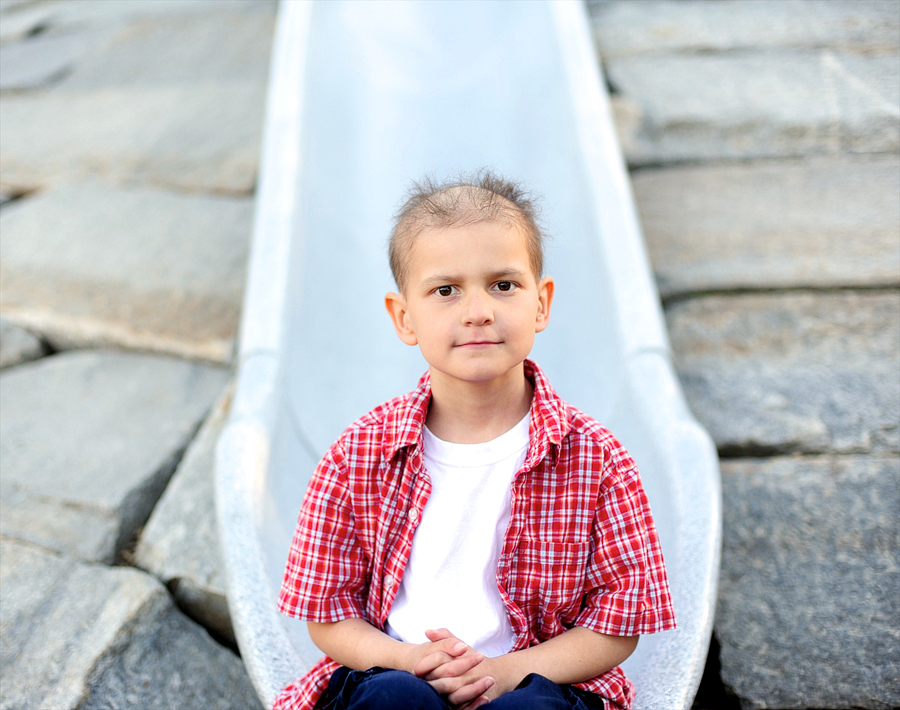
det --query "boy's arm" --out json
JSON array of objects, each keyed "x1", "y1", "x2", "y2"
[
  {"x1": 422, "y1": 626, "x2": 638, "y2": 706},
  {"x1": 307, "y1": 619, "x2": 496, "y2": 699}
]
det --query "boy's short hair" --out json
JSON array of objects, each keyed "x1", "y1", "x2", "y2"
[{"x1": 389, "y1": 171, "x2": 544, "y2": 292}]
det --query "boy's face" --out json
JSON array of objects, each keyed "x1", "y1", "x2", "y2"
[{"x1": 385, "y1": 221, "x2": 553, "y2": 391}]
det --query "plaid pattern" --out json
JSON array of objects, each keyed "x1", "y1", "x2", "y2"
[{"x1": 276, "y1": 360, "x2": 676, "y2": 710}]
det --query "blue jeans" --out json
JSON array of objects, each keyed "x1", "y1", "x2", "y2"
[{"x1": 315, "y1": 667, "x2": 609, "y2": 709}]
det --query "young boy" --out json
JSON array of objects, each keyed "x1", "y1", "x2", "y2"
[{"x1": 275, "y1": 174, "x2": 676, "y2": 710}]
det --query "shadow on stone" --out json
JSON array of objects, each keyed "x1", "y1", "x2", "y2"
[
  {"x1": 135, "y1": 382, "x2": 235, "y2": 646},
  {"x1": 690, "y1": 634, "x2": 741, "y2": 710}
]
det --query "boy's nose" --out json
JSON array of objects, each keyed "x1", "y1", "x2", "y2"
[{"x1": 462, "y1": 290, "x2": 494, "y2": 326}]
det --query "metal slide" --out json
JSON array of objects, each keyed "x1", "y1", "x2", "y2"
[{"x1": 216, "y1": 1, "x2": 721, "y2": 708}]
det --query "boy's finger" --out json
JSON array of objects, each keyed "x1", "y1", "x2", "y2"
[
  {"x1": 446, "y1": 675, "x2": 494, "y2": 706},
  {"x1": 422, "y1": 652, "x2": 484, "y2": 680},
  {"x1": 438, "y1": 638, "x2": 468, "y2": 657},
  {"x1": 425, "y1": 628, "x2": 453, "y2": 642},
  {"x1": 413, "y1": 651, "x2": 454, "y2": 677}
]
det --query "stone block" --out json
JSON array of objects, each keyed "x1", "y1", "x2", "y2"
[
  {"x1": 605, "y1": 51, "x2": 899, "y2": 165},
  {"x1": 0, "y1": 2, "x2": 273, "y2": 192},
  {"x1": 666, "y1": 291, "x2": 900, "y2": 455},
  {"x1": 0, "y1": 538, "x2": 261, "y2": 710},
  {"x1": 0, "y1": 350, "x2": 229, "y2": 563},
  {"x1": 42, "y1": 0, "x2": 275, "y2": 29},
  {"x1": 591, "y1": 0, "x2": 900, "y2": 59},
  {"x1": 57, "y1": 7, "x2": 274, "y2": 90},
  {"x1": 0, "y1": 4, "x2": 56, "y2": 45},
  {"x1": 0, "y1": 0, "x2": 35, "y2": 14},
  {"x1": 0, "y1": 317, "x2": 44, "y2": 369},
  {"x1": 716, "y1": 455, "x2": 900, "y2": 709},
  {"x1": 0, "y1": 81, "x2": 266, "y2": 194},
  {"x1": 634, "y1": 155, "x2": 900, "y2": 299},
  {"x1": 135, "y1": 382, "x2": 234, "y2": 644},
  {"x1": 0, "y1": 30, "x2": 93, "y2": 90},
  {"x1": 0, "y1": 183, "x2": 251, "y2": 362}
]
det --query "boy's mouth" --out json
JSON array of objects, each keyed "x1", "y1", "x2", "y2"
[{"x1": 456, "y1": 340, "x2": 500, "y2": 348}]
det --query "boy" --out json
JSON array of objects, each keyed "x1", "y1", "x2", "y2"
[{"x1": 276, "y1": 174, "x2": 676, "y2": 710}]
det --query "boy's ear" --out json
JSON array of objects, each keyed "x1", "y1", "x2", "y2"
[
  {"x1": 384, "y1": 292, "x2": 418, "y2": 346},
  {"x1": 534, "y1": 276, "x2": 554, "y2": 333}
]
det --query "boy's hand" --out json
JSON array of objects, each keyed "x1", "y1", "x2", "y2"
[
  {"x1": 405, "y1": 628, "x2": 486, "y2": 685},
  {"x1": 417, "y1": 629, "x2": 510, "y2": 708}
]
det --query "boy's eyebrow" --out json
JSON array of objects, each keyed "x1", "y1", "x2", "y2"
[{"x1": 419, "y1": 268, "x2": 528, "y2": 288}]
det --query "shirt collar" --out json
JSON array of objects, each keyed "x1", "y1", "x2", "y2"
[{"x1": 381, "y1": 359, "x2": 569, "y2": 463}]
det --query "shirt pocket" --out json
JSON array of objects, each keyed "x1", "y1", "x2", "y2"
[{"x1": 509, "y1": 539, "x2": 592, "y2": 634}]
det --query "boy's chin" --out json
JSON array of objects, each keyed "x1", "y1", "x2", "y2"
[{"x1": 429, "y1": 360, "x2": 527, "y2": 386}]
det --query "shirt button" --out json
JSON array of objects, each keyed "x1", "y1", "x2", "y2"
[
  {"x1": 384, "y1": 574, "x2": 395, "y2": 589},
  {"x1": 408, "y1": 508, "x2": 419, "y2": 523}
]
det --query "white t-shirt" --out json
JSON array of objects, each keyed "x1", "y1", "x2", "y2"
[{"x1": 385, "y1": 413, "x2": 530, "y2": 657}]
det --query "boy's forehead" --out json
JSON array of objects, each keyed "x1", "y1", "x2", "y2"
[{"x1": 409, "y1": 220, "x2": 530, "y2": 263}]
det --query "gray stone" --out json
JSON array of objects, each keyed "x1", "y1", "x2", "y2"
[
  {"x1": 0, "y1": 0, "x2": 36, "y2": 13},
  {"x1": 716, "y1": 455, "x2": 900, "y2": 709},
  {"x1": 0, "y1": 81, "x2": 266, "y2": 194},
  {"x1": 0, "y1": 183, "x2": 24, "y2": 206},
  {"x1": 666, "y1": 291, "x2": 900, "y2": 455},
  {"x1": 42, "y1": 0, "x2": 275, "y2": 29},
  {"x1": 57, "y1": 8, "x2": 274, "y2": 90},
  {"x1": 0, "y1": 317, "x2": 43, "y2": 369},
  {"x1": 0, "y1": 2, "x2": 274, "y2": 192},
  {"x1": 605, "y1": 51, "x2": 900, "y2": 165},
  {"x1": 0, "y1": 183, "x2": 251, "y2": 363},
  {"x1": 0, "y1": 538, "x2": 261, "y2": 710},
  {"x1": 634, "y1": 155, "x2": 900, "y2": 299},
  {"x1": 0, "y1": 4, "x2": 56, "y2": 45},
  {"x1": 135, "y1": 382, "x2": 234, "y2": 644},
  {"x1": 0, "y1": 350, "x2": 229, "y2": 563},
  {"x1": 591, "y1": 0, "x2": 900, "y2": 59},
  {"x1": 0, "y1": 30, "x2": 93, "y2": 90}
]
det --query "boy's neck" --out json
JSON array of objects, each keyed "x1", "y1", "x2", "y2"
[{"x1": 425, "y1": 364, "x2": 533, "y2": 444}]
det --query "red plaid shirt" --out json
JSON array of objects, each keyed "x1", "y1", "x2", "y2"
[{"x1": 276, "y1": 360, "x2": 675, "y2": 710}]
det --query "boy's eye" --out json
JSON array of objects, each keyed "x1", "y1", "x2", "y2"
[
  {"x1": 437, "y1": 285, "x2": 455, "y2": 297},
  {"x1": 496, "y1": 281, "x2": 513, "y2": 292}
]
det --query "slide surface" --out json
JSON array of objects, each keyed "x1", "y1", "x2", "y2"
[{"x1": 216, "y1": 2, "x2": 721, "y2": 708}]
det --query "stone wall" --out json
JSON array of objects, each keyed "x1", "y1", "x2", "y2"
[
  {"x1": 589, "y1": 1, "x2": 899, "y2": 708},
  {"x1": 0, "y1": 1, "x2": 275, "y2": 706}
]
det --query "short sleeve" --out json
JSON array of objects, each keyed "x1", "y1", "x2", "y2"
[
  {"x1": 576, "y1": 464, "x2": 676, "y2": 637},
  {"x1": 278, "y1": 443, "x2": 369, "y2": 622}
]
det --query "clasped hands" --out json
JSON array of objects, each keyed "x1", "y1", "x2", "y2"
[{"x1": 408, "y1": 628, "x2": 511, "y2": 709}]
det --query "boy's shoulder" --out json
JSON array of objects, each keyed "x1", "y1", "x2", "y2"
[
  {"x1": 527, "y1": 359, "x2": 635, "y2": 469},
  {"x1": 554, "y1": 400, "x2": 638, "y2": 475}
]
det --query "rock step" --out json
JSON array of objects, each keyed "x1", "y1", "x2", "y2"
[
  {"x1": 0, "y1": 82, "x2": 266, "y2": 195},
  {"x1": 0, "y1": 1, "x2": 274, "y2": 193},
  {"x1": 0, "y1": 537, "x2": 262, "y2": 710},
  {"x1": 21, "y1": 0, "x2": 275, "y2": 29},
  {"x1": 632, "y1": 154, "x2": 900, "y2": 299},
  {"x1": 717, "y1": 454, "x2": 900, "y2": 710},
  {"x1": 136, "y1": 382, "x2": 233, "y2": 645},
  {"x1": 604, "y1": 50, "x2": 899, "y2": 165},
  {"x1": 0, "y1": 182, "x2": 252, "y2": 363},
  {"x1": 56, "y1": 6, "x2": 275, "y2": 91},
  {"x1": 666, "y1": 290, "x2": 899, "y2": 456},
  {"x1": 590, "y1": 0, "x2": 900, "y2": 59},
  {"x1": 0, "y1": 31, "x2": 92, "y2": 90},
  {"x1": 0, "y1": 317, "x2": 45, "y2": 369},
  {"x1": 0, "y1": 350, "x2": 229, "y2": 564}
]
